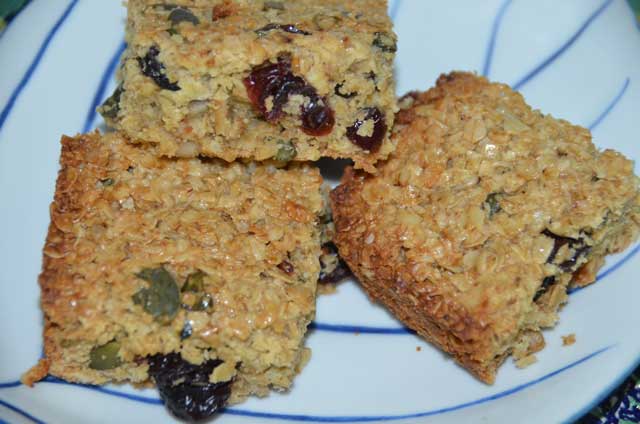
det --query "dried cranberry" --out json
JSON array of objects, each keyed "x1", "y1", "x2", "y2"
[
  {"x1": 346, "y1": 107, "x2": 387, "y2": 152},
  {"x1": 277, "y1": 260, "x2": 295, "y2": 275},
  {"x1": 147, "y1": 353, "x2": 232, "y2": 422},
  {"x1": 243, "y1": 56, "x2": 334, "y2": 136},
  {"x1": 255, "y1": 23, "x2": 311, "y2": 36},
  {"x1": 138, "y1": 46, "x2": 180, "y2": 91}
]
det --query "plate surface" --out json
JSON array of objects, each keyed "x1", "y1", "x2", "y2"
[{"x1": 1, "y1": 1, "x2": 639, "y2": 423}]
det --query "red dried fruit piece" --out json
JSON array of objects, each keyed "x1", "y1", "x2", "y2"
[
  {"x1": 346, "y1": 107, "x2": 386, "y2": 152},
  {"x1": 277, "y1": 260, "x2": 295, "y2": 275},
  {"x1": 243, "y1": 56, "x2": 334, "y2": 136}
]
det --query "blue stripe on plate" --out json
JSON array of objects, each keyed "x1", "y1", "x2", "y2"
[
  {"x1": 82, "y1": 40, "x2": 126, "y2": 133},
  {"x1": 0, "y1": 381, "x2": 21, "y2": 390},
  {"x1": 512, "y1": 0, "x2": 614, "y2": 91},
  {"x1": 1, "y1": 345, "x2": 609, "y2": 422},
  {"x1": 482, "y1": 0, "x2": 513, "y2": 77},
  {"x1": 0, "y1": 398, "x2": 45, "y2": 424},
  {"x1": 309, "y1": 322, "x2": 414, "y2": 335},
  {"x1": 0, "y1": 0, "x2": 79, "y2": 135},
  {"x1": 588, "y1": 77, "x2": 630, "y2": 131}
]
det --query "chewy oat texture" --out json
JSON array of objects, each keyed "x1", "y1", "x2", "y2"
[
  {"x1": 24, "y1": 132, "x2": 324, "y2": 410},
  {"x1": 331, "y1": 72, "x2": 640, "y2": 383},
  {"x1": 100, "y1": 0, "x2": 397, "y2": 172}
]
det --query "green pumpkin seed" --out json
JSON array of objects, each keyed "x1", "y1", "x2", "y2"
[
  {"x1": 132, "y1": 266, "x2": 180, "y2": 323},
  {"x1": 484, "y1": 192, "x2": 502, "y2": 218},
  {"x1": 372, "y1": 32, "x2": 397, "y2": 53},
  {"x1": 168, "y1": 7, "x2": 199, "y2": 25},
  {"x1": 180, "y1": 271, "x2": 212, "y2": 312},
  {"x1": 89, "y1": 340, "x2": 122, "y2": 370},
  {"x1": 263, "y1": 1, "x2": 285, "y2": 10},
  {"x1": 275, "y1": 140, "x2": 297, "y2": 162},
  {"x1": 98, "y1": 178, "x2": 114, "y2": 187},
  {"x1": 182, "y1": 270, "x2": 205, "y2": 293},
  {"x1": 98, "y1": 85, "x2": 123, "y2": 120}
]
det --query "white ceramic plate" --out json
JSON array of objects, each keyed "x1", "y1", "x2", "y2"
[{"x1": 1, "y1": 1, "x2": 639, "y2": 423}]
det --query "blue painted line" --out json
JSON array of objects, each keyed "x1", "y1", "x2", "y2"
[
  {"x1": 482, "y1": 0, "x2": 513, "y2": 78},
  {"x1": 568, "y1": 243, "x2": 640, "y2": 295},
  {"x1": 0, "y1": 381, "x2": 21, "y2": 390},
  {"x1": 0, "y1": 0, "x2": 79, "y2": 135},
  {"x1": 82, "y1": 40, "x2": 126, "y2": 133},
  {"x1": 0, "y1": 398, "x2": 45, "y2": 424},
  {"x1": 27, "y1": 346, "x2": 613, "y2": 422},
  {"x1": 309, "y1": 322, "x2": 413, "y2": 335},
  {"x1": 588, "y1": 77, "x2": 630, "y2": 131},
  {"x1": 512, "y1": 0, "x2": 614, "y2": 91},
  {"x1": 390, "y1": 0, "x2": 402, "y2": 22},
  {"x1": 42, "y1": 377, "x2": 162, "y2": 405}
]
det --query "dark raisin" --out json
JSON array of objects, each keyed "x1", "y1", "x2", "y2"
[
  {"x1": 255, "y1": 23, "x2": 311, "y2": 36},
  {"x1": 168, "y1": 7, "x2": 199, "y2": 25},
  {"x1": 541, "y1": 229, "x2": 591, "y2": 272},
  {"x1": 319, "y1": 242, "x2": 351, "y2": 284},
  {"x1": 373, "y1": 32, "x2": 397, "y2": 53},
  {"x1": 558, "y1": 245, "x2": 591, "y2": 272},
  {"x1": 243, "y1": 56, "x2": 334, "y2": 136},
  {"x1": 533, "y1": 276, "x2": 556, "y2": 301},
  {"x1": 180, "y1": 321, "x2": 193, "y2": 340},
  {"x1": 334, "y1": 82, "x2": 357, "y2": 99},
  {"x1": 138, "y1": 46, "x2": 180, "y2": 91},
  {"x1": 98, "y1": 85, "x2": 123, "y2": 120},
  {"x1": 277, "y1": 260, "x2": 295, "y2": 275},
  {"x1": 542, "y1": 230, "x2": 578, "y2": 264},
  {"x1": 346, "y1": 107, "x2": 387, "y2": 152},
  {"x1": 147, "y1": 353, "x2": 232, "y2": 422},
  {"x1": 484, "y1": 193, "x2": 501, "y2": 218}
]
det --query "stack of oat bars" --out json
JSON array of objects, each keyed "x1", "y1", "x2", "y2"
[
  {"x1": 24, "y1": 0, "x2": 397, "y2": 421},
  {"x1": 25, "y1": 1, "x2": 640, "y2": 422}
]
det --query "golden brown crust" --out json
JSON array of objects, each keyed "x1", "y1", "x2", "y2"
[
  {"x1": 331, "y1": 72, "x2": 640, "y2": 383},
  {"x1": 29, "y1": 131, "x2": 324, "y2": 403}
]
